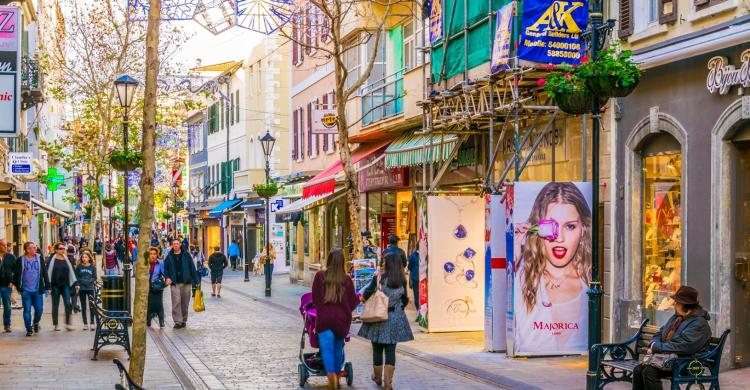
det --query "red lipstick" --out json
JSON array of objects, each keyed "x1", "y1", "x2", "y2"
[{"x1": 552, "y1": 246, "x2": 567, "y2": 260}]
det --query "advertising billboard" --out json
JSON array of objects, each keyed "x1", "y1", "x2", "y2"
[{"x1": 0, "y1": 6, "x2": 20, "y2": 137}]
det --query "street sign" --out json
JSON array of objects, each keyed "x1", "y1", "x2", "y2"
[
  {"x1": 312, "y1": 109, "x2": 338, "y2": 134},
  {"x1": 0, "y1": 6, "x2": 21, "y2": 138},
  {"x1": 172, "y1": 166, "x2": 182, "y2": 186},
  {"x1": 8, "y1": 152, "x2": 31, "y2": 174},
  {"x1": 270, "y1": 198, "x2": 285, "y2": 213}
]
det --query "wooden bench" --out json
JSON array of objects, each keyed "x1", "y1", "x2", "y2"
[
  {"x1": 113, "y1": 358, "x2": 144, "y2": 390},
  {"x1": 90, "y1": 284, "x2": 132, "y2": 360},
  {"x1": 591, "y1": 319, "x2": 730, "y2": 389}
]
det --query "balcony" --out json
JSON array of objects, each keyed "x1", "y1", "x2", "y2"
[
  {"x1": 21, "y1": 55, "x2": 43, "y2": 110},
  {"x1": 360, "y1": 68, "x2": 405, "y2": 126}
]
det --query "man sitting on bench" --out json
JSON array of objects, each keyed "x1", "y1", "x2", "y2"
[{"x1": 632, "y1": 286, "x2": 711, "y2": 390}]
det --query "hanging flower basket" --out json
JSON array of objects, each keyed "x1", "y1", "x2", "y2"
[
  {"x1": 102, "y1": 198, "x2": 118, "y2": 209},
  {"x1": 585, "y1": 75, "x2": 640, "y2": 98},
  {"x1": 577, "y1": 44, "x2": 641, "y2": 99},
  {"x1": 109, "y1": 150, "x2": 143, "y2": 172},
  {"x1": 555, "y1": 89, "x2": 598, "y2": 115},
  {"x1": 161, "y1": 212, "x2": 172, "y2": 220},
  {"x1": 253, "y1": 182, "x2": 279, "y2": 198},
  {"x1": 169, "y1": 205, "x2": 182, "y2": 214}
]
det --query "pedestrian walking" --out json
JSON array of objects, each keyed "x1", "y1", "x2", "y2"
[
  {"x1": 93, "y1": 236, "x2": 102, "y2": 256},
  {"x1": 102, "y1": 243, "x2": 119, "y2": 276},
  {"x1": 358, "y1": 253, "x2": 414, "y2": 390},
  {"x1": 228, "y1": 240, "x2": 240, "y2": 271},
  {"x1": 74, "y1": 250, "x2": 97, "y2": 331},
  {"x1": 406, "y1": 236, "x2": 421, "y2": 318},
  {"x1": 114, "y1": 236, "x2": 126, "y2": 267},
  {"x1": 13, "y1": 242, "x2": 50, "y2": 336},
  {"x1": 312, "y1": 249, "x2": 359, "y2": 389},
  {"x1": 163, "y1": 239, "x2": 199, "y2": 329},
  {"x1": 48, "y1": 242, "x2": 77, "y2": 331},
  {"x1": 190, "y1": 246, "x2": 205, "y2": 270},
  {"x1": 381, "y1": 234, "x2": 407, "y2": 270},
  {"x1": 260, "y1": 245, "x2": 276, "y2": 275},
  {"x1": 207, "y1": 246, "x2": 228, "y2": 298},
  {"x1": 146, "y1": 247, "x2": 166, "y2": 328},
  {"x1": 0, "y1": 238, "x2": 17, "y2": 333}
]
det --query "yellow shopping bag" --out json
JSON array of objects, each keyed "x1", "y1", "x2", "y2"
[{"x1": 193, "y1": 286, "x2": 205, "y2": 312}]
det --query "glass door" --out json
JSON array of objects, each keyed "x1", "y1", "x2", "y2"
[{"x1": 734, "y1": 142, "x2": 750, "y2": 367}]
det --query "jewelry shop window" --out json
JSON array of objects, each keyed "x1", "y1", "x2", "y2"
[{"x1": 641, "y1": 134, "x2": 682, "y2": 326}]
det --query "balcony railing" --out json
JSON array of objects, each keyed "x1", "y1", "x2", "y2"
[
  {"x1": 21, "y1": 55, "x2": 40, "y2": 91},
  {"x1": 360, "y1": 67, "x2": 406, "y2": 126}
]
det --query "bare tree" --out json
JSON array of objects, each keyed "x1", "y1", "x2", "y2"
[
  {"x1": 281, "y1": 0, "x2": 414, "y2": 258},
  {"x1": 130, "y1": 0, "x2": 162, "y2": 384}
]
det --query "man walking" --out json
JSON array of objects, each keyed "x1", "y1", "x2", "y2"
[
  {"x1": 207, "y1": 246, "x2": 228, "y2": 298},
  {"x1": 14, "y1": 242, "x2": 50, "y2": 337},
  {"x1": 227, "y1": 240, "x2": 240, "y2": 271},
  {"x1": 0, "y1": 239, "x2": 17, "y2": 332},
  {"x1": 164, "y1": 239, "x2": 199, "y2": 329},
  {"x1": 381, "y1": 234, "x2": 407, "y2": 270}
]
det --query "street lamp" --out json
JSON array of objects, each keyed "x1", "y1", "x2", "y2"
[
  {"x1": 114, "y1": 74, "x2": 139, "y2": 315},
  {"x1": 260, "y1": 130, "x2": 275, "y2": 297}
]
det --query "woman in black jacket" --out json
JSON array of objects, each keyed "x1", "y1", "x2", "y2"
[
  {"x1": 74, "y1": 250, "x2": 97, "y2": 331},
  {"x1": 632, "y1": 286, "x2": 712, "y2": 390},
  {"x1": 48, "y1": 242, "x2": 77, "y2": 331}
]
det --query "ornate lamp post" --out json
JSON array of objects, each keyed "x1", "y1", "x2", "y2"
[
  {"x1": 259, "y1": 130, "x2": 275, "y2": 297},
  {"x1": 114, "y1": 74, "x2": 139, "y2": 314}
]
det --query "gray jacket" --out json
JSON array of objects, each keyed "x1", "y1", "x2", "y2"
[{"x1": 651, "y1": 308, "x2": 712, "y2": 356}]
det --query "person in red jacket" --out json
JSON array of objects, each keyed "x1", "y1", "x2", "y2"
[{"x1": 311, "y1": 249, "x2": 358, "y2": 390}]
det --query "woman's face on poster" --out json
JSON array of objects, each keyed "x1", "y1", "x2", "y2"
[{"x1": 542, "y1": 202, "x2": 582, "y2": 268}]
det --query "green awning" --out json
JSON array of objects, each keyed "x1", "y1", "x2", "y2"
[{"x1": 385, "y1": 133, "x2": 460, "y2": 168}]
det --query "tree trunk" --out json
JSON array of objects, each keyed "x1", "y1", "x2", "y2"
[
  {"x1": 129, "y1": 0, "x2": 161, "y2": 384},
  {"x1": 334, "y1": 89, "x2": 364, "y2": 260}
]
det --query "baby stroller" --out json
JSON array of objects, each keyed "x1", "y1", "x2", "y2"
[{"x1": 298, "y1": 292, "x2": 353, "y2": 387}]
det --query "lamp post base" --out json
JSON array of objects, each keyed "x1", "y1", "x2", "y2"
[
  {"x1": 586, "y1": 282, "x2": 603, "y2": 390},
  {"x1": 122, "y1": 263, "x2": 133, "y2": 315}
]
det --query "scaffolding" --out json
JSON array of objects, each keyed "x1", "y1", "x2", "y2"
[{"x1": 419, "y1": 0, "x2": 579, "y2": 195}]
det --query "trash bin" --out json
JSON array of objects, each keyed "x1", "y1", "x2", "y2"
[{"x1": 101, "y1": 275, "x2": 125, "y2": 311}]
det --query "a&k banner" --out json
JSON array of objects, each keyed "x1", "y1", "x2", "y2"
[{"x1": 518, "y1": 0, "x2": 588, "y2": 64}]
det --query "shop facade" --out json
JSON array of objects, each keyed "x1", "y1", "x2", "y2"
[{"x1": 615, "y1": 43, "x2": 750, "y2": 368}]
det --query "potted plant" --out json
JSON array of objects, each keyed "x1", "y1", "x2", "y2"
[
  {"x1": 102, "y1": 198, "x2": 118, "y2": 209},
  {"x1": 540, "y1": 67, "x2": 597, "y2": 115},
  {"x1": 578, "y1": 45, "x2": 641, "y2": 98},
  {"x1": 161, "y1": 212, "x2": 172, "y2": 220},
  {"x1": 108, "y1": 149, "x2": 143, "y2": 171},
  {"x1": 169, "y1": 205, "x2": 181, "y2": 214},
  {"x1": 253, "y1": 182, "x2": 279, "y2": 198}
]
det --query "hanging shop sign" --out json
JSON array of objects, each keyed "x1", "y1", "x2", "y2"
[
  {"x1": 490, "y1": 3, "x2": 514, "y2": 73},
  {"x1": 312, "y1": 109, "x2": 338, "y2": 134},
  {"x1": 358, "y1": 155, "x2": 408, "y2": 192},
  {"x1": 706, "y1": 49, "x2": 750, "y2": 95},
  {"x1": 429, "y1": 0, "x2": 443, "y2": 44},
  {"x1": 505, "y1": 182, "x2": 592, "y2": 356},
  {"x1": 502, "y1": 123, "x2": 567, "y2": 166},
  {"x1": 8, "y1": 152, "x2": 32, "y2": 175},
  {"x1": 518, "y1": 0, "x2": 588, "y2": 64},
  {"x1": 0, "y1": 6, "x2": 20, "y2": 137}
]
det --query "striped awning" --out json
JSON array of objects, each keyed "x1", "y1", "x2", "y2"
[{"x1": 385, "y1": 133, "x2": 460, "y2": 168}]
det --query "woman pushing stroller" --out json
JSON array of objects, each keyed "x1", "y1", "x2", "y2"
[{"x1": 311, "y1": 249, "x2": 359, "y2": 389}]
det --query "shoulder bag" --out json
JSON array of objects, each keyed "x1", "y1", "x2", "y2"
[
  {"x1": 640, "y1": 352, "x2": 678, "y2": 371},
  {"x1": 360, "y1": 277, "x2": 389, "y2": 323}
]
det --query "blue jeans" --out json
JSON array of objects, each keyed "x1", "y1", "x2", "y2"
[
  {"x1": 317, "y1": 330, "x2": 345, "y2": 375},
  {"x1": 0, "y1": 286, "x2": 12, "y2": 327},
  {"x1": 106, "y1": 268, "x2": 119, "y2": 276},
  {"x1": 21, "y1": 291, "x2": 44, "y2": 332},
  {"x1": 410, "y1": 280, "x2": 420, "y2": 312}
]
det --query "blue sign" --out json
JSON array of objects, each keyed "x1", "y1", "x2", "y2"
[
  {"x1": 11, "y1": 164, "x2": 29, "y2": 174},
  {"x1": 429, "y1": 0, "x2": 443, "y2": 44},
  {"x1": 518, "y1": 0, "x2": 588, "y2": 64},
  {"x1": 490, "y1": 4, "x2": 514, "y2": 73},
  {"x1": 270, "y1": 199, "x2": 284, "y2": 213}
]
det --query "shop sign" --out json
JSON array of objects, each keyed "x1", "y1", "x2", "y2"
[
  {"x1": 281, "y1": 183, "x2": 303, "y2": 198},
  {"x1": 518, "y1": 0, "x2": 588, "y2": 64},
  {"x1": 706, "y1": 49, "x2": 750, "y2": 95},
  {"x1": 502, "y1": 125, "x2": 566, "y2": 166},
  {"x1": 229, "y1": 213, "x2": 243, "y2": 225},
  {"x1": 0, "y1": 6, "x2": 20, "y2": 137},
  {"x1": 358, "y1": 155, "x2": 408, "y2": 192},
  {"x1": 8, "y1": 152, "x2": 31, "y2": 174},
  {"x1": 312, "y1": 109, "x2": 338, "y2": 134}
]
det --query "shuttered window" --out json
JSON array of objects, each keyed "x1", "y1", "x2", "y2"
[
  {"x1": 322, "y1": 95, "x2": 329, "y2": 151},
  {"x1": 292, "y1": 108, "x2": 299, "y2": 160},
  {"x1": 619, "y1": 0, "x2": 633, "y2": 38}
]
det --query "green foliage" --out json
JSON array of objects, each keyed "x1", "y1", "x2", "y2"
[
  {"x1": 168, "y1": 205, "x2": 181, "y2": 214},
  {"x1": 102, "y1": 198, "x2": 119, "y2": 209},
  {"x1": 253, "y1": 182, "x2": 279, "y2": 198},
  {"x1": 577, "y1": 44, "x2": 641, "y2": 89},
  {"x1": 161, "y1": 212, "x2": 173, "y2": 220},
  {"x1": 109, "y1": 149, "x2": 143, "y2": 171},
  {"x1": 541, "y1": 64, "x2": 587, "y2": 101}
]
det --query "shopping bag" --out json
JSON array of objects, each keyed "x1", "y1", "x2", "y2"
[
  {"x1": 360, "y1": 278, "x2": 389, "y2": 323},
  {"x1": 193, "y1": 286, "x2": 205, "y2": 312}
]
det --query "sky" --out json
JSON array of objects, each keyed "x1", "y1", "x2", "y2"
[{"x1": 173, "y1": 21, "x2": 263, "y2": 68}]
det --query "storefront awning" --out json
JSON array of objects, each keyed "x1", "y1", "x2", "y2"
[
  {"x1": 207, "y1": 199, "x2": 242, "y2": 217},
  {"x1": 276, "y1": 194, "x2": 330, "y2": 215},
  {"x1": 31, "y1": 198, "x2": 72, "y2": 219},
  {"x1": 385, "y1": 133, "x2": 460, "y2": 168},
  {"x1": 302, "y1": 140, "x2": 391, "y2": 199},
  {"x1": 241, "y1": 199, "x2": 265, "y2": 209}
]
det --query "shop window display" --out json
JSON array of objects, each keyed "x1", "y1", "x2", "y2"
[{"x1": 642, "y1": 152, "x2": 682, "y2": 326}]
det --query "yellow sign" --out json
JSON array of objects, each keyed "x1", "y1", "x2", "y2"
[{"x1": 321, "y1": 113, "x2": 337, "y2": 128}]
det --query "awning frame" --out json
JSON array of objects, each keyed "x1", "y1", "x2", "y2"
[{"x1": 31, "y1": 198, "x2": 72, "y2": 219}]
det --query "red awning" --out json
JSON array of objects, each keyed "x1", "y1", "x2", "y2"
[{"x1": 302, "y1": 140, "x2": 391, "y2": 198}]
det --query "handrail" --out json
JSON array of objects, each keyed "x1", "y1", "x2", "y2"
[
  {"x1": 361, "y1": 67, "x2": 407, "y2": 126},
  {"x1": 360, "y1": 67, "x2": 407, "y2": 95}
]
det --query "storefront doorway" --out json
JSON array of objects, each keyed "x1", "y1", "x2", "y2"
[{"x1": 733, "y1": 139, "x2": 750, "y2": 367}]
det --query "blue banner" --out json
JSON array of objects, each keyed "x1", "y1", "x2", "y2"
[
  {"x1": 491, "y1": 3, "x2": 514, "y2": 73},
  {"x1": 429, "y1": 0, "x2": 443, "y2": 44},
  {"x1": 518, "y1": 0, "x2": 588, "y2": 64}
]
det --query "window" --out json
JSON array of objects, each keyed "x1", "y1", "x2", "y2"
[
  {"x1": 696, "y1": 0, "x2": 726, "y2": 10},
  {"x1": 641, "y1": 137, "x2": 682, "y2": 326},
  {"x1": 403, "y1": 18, "x2": 428, "y2": 70},
  {"x1": 292, "y1": 108, "x2": 299, "y2": 160},
  {"x1": 208, "y1": 103, "x2": 219, "y2": 134},
  {"x1": 230, "y1": 93, "x2": 235, "y2": 126},
  {"x1": 633, "y1": 0, "x2": 662, "y2": 33},
  {"x1": 366, "y1": 30, "x2": 387, "y2": 87},
  {"x1": 343, "y1": 39, "x2": 361, "y2": 92},
  {"x1": 235, "y1": 90, "x2": 240, "y2": 123}
]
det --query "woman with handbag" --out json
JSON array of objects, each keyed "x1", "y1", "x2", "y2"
[
  {"x1": 311, "y1": 249, "x2": 359, "y2": 390},
  {"x1": 358, "y1": 253, "x2": 414, "y2": 390},
  {"x1": 632, "y1": 286, "x2": 712, "y2": 390},
  {"x1": 146, "y1": 247, "x2": 166, "y2": 328}
]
